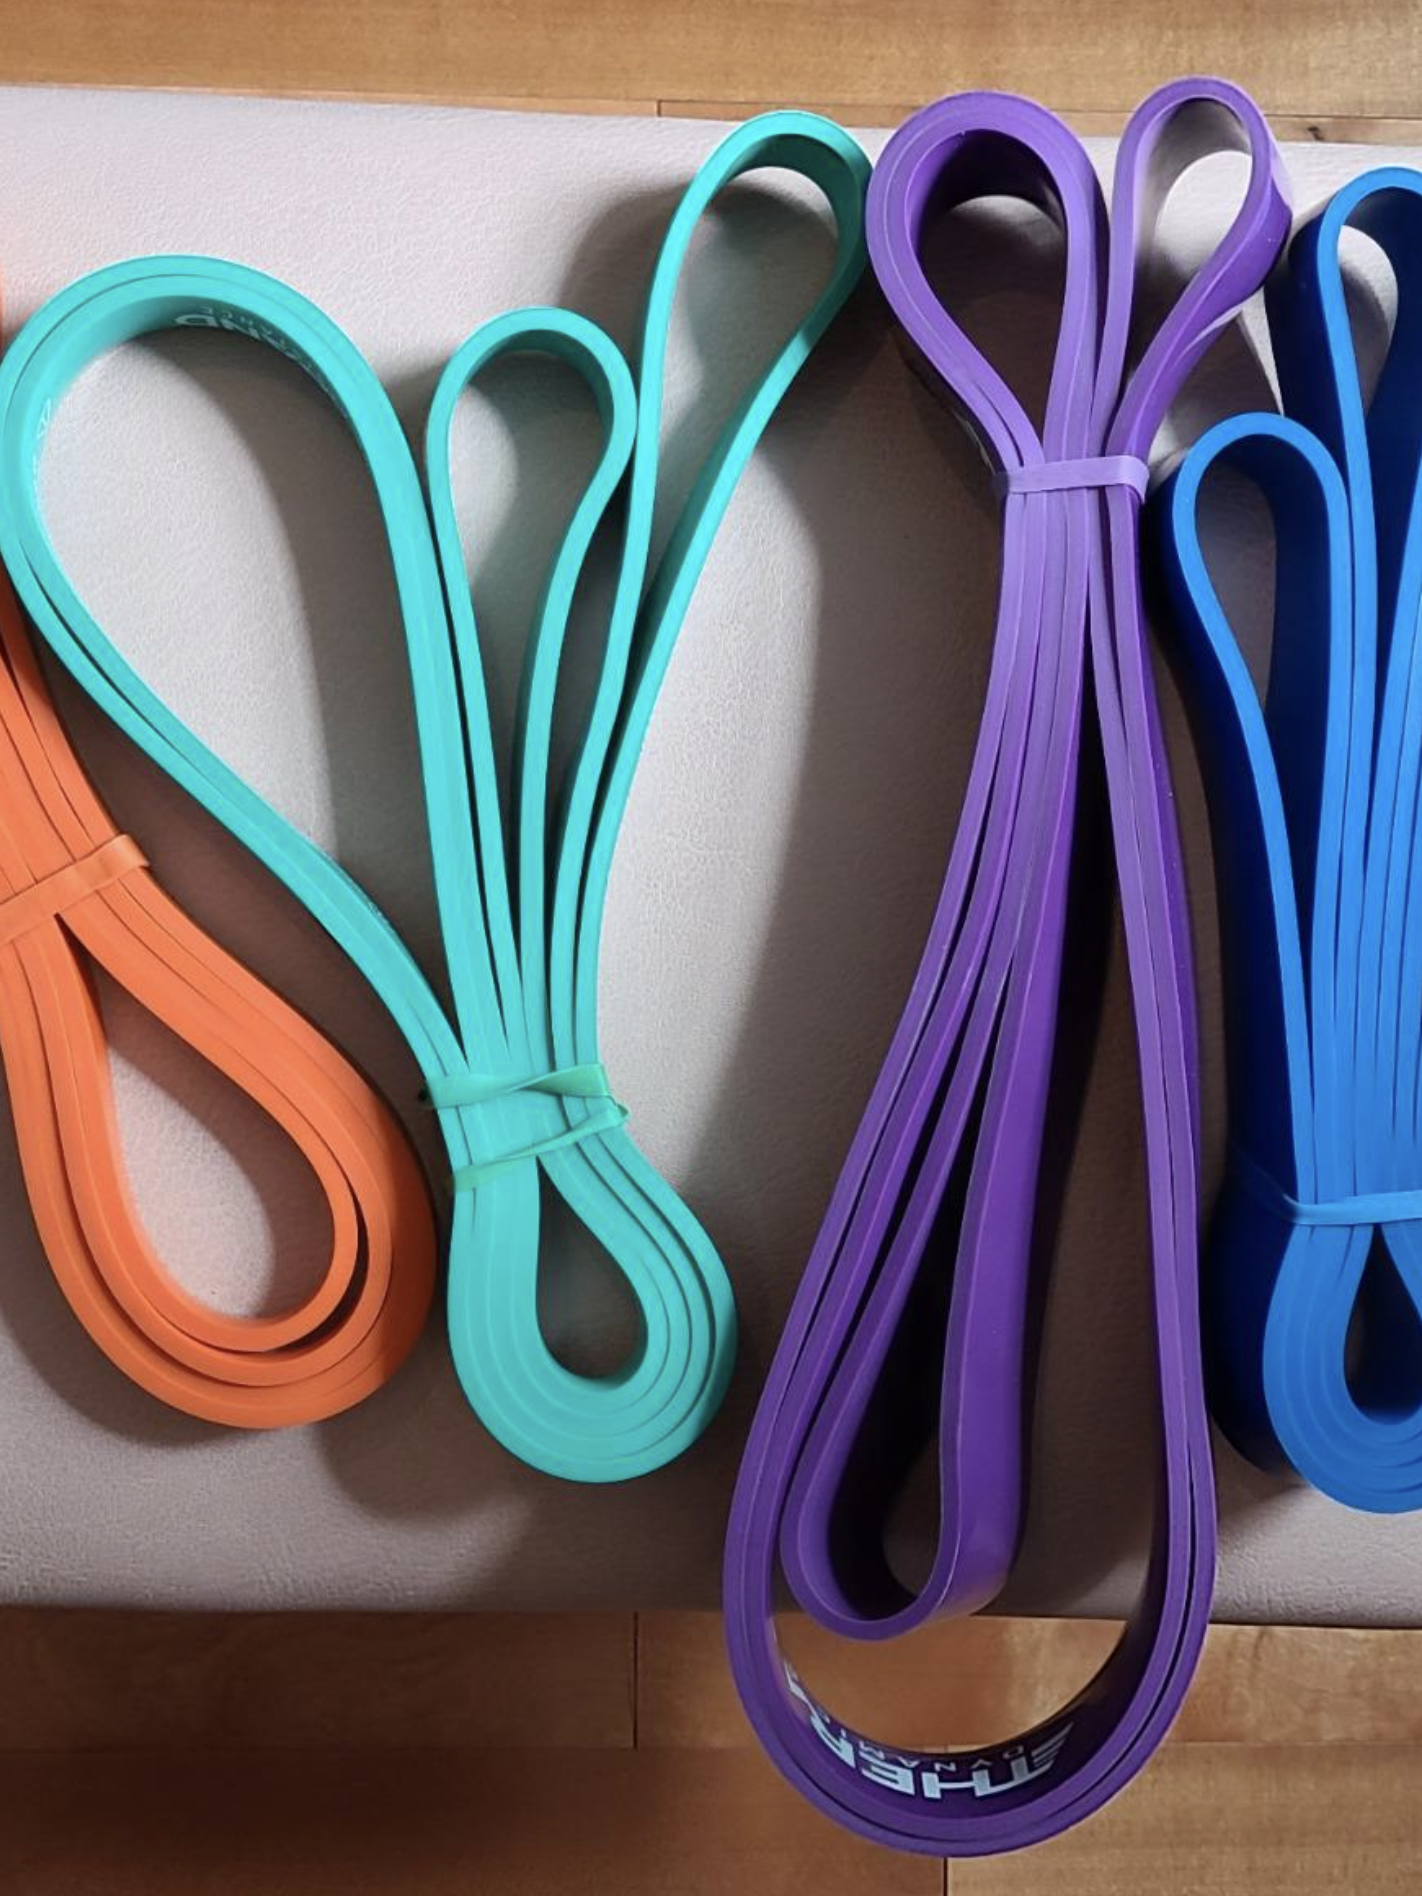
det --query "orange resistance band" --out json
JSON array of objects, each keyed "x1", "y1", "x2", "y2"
[{"x1": 0, "y1": 574, "x2": 437, "y2": 1426}]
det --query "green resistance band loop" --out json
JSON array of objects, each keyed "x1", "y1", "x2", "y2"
[{"x1": 0, "y1": 112, "x2": 871, "y2": 1481}]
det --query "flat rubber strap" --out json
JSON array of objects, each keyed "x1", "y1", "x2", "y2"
[
  {"x1": 999, "y1": 455, "x2": 1150, "y2": 498},
  {"x1": 1159, "y1": 165, "x2": 1422, "y2": 1514},
  {"x1": 425, "y1": 1061, "x2": 614, "y2": 1111},
  {"x1": 0, "y1": 568, "x2": 436, "y2": 1427},
  {"x1": 0, "y1": 833, "x2": 146, "y2": 944},
  {"x1": 1230, "y1": 1146, "x2": 1422, "y2": 1230},
  {"x1": 431, "y1": 1062, "x2": 629, "y2": 1189},
  {"x1": 449, "y1": 1100, "x2": 631, "y2": 1191},
  {"x1": 723, "y1": 81, "x2": 1290, "y2": 1857},
  {"x1": 0, "y1": 111, "x2": 871, "y2": 1481}
]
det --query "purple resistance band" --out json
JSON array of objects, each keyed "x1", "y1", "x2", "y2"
[{"x1": 724, "y1": 80, "x2": 1290, "y2": 1857}]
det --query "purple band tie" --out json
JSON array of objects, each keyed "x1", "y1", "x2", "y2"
[
  {"x1": 1001, "y1": 455, "x2": 1151, "y2": 500},
  {"x1": 724, "y1": 80, "x2": 1291, "y2": 1858}
]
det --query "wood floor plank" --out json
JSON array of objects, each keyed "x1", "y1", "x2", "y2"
[
  {"x1": 639, "y1": 1612, "x2": 1422, "y2": 1750},
  {"x1": 1173, "y1": 1624, "x2": 1422, "y2": 1744},
  {"x1": 0, "y1": 1747, "x2": 939, "y2": 1895},
  {"x1": 0, "y1": 1608, "x2": 634, "y2": 1750},
  {"x1": 956, "y1": 1744, "x2": 1422, "y2": 1894},
  {"x1": 660, "y1": 100, "x2": 1422, "y2": 143},
  {"x1": 0, "y1": 0, "x2": 1418, "y2": 123},
  {"x1": 10, "y1": 1606, "x2": 1421, "y2": 1758},
  {"x1": 2, "y1": 1613, "x2": 1420, "y2": 1886},
  {"x1": 659, "y1": 97, "x2": 922, "y2": 125},
  {"x1": 426, "y1": 94, "x2": 657, "y2": 115}
]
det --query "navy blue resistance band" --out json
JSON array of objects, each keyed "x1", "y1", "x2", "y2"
[
  {"x1": 0, "y1": 112, "x2": 871, "y2": 1479},
  {"x1": 1160, "y1": 167, "x2": 1422, "y2": 1511}
]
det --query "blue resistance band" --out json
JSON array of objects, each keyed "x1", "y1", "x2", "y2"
[
  {"x1": 1159, "y1": 167, "x2": 1422, "y2": 1512},
  {"x1": 0, "y1": 112, "x2": 870, "y2": 1481}
]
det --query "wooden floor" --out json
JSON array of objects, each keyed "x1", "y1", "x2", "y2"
[
  {"x1": 2, "y1": 1607, "x2": 1420, "y2": 1892},
  {"x1": 0, "y1": 0, "x2": 1418, "y2": 140}
]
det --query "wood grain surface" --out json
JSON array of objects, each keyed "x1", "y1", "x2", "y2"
[
  {"x1": 2, "y1": 1608, "x2": 1420, "y2": 1891},
  {"x1": 0, "y1": 0, "x2": 1419, "y2": 138}
]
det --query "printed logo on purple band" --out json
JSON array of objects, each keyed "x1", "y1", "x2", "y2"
[{"x1": 783, "y1": 1662, "x2": 1074, "y2": 1801}]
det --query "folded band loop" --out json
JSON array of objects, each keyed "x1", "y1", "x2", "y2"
[
  {"x1": 0, "y1": 833, "x2": 146, "y2": 946},
  {"x1": 0, "y1": 578, "x2": 436, "y2": 1427},
  {"x1": 725, "y1": 79, "x2": 1291, "y2": 1860},
  {"x1": 1160, "y1": 168, "x2": 1422, "y2": 1513},
  {"x1": 1230, "y1": 1147, "x2": 1422, "y2": 1229},
  {"x1": 0, "y1": 111, "x2": 871, "y2": 1479},
  {"x1": 999, "y1": 455, "x2": 1150, "y2": 500}
]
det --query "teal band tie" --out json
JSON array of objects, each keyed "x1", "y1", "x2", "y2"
[
  {"x1": 0, "y1": 111, "x2": 871, "y2": 1481},
  {"x1": 429, "y1": 1063, "x2": 630, "y2": 1190}
]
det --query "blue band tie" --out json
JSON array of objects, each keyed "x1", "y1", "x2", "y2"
[{"x1": 1230, "y1": 1147, "x2": 1422, "y2": 1231}]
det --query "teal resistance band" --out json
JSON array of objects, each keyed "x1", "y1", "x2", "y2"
[
  {"x1": 1160, "y1": 168, "x2": 1422, "y2": 1509},
  {"x1": 0, "y1": 112, "x2": 871, "y2": 1481}
]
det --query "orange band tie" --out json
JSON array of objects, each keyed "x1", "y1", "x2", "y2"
[{"x1": 0, "y1": 834, "x2": 147, "y2": 947}]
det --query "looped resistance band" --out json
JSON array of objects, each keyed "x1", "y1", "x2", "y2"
[
  {"x1": 1160, "y1": 166, "x2": 1422, "y2": 1512},
  {"x1": 0, "y1": 112, "x2": 870, "y2": 1480},
  {"x1": 0, "y1": 564, "x2": 435, "y2": 1425},
  {"x1": 725, "y1": 81, "x2": 1289, "y2": 1855}
]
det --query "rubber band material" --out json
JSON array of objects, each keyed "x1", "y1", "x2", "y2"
[
  {"x1": 427, "y1": 1061, "x2": 630, "y2": 1189},
  {"x1": 999, "y1": 455, "x2": 1150, "y2": 499},
  {"x1": 0, "y1": 569, "x2": 436, "y2": 1427},
  {"x1": 1230, "y1": 1147, "x2": 1422, "y2": 1230},
  {"x1": 0, "y1": 833, "x2": 146, "y2": 945},
  {"x1": 450, "y1": 1101, "x2": 631, "y2": 1190},
  {"x1": 0, "y1": 111, "x2": 871, "y2": 1481},
  {"x1": 425, "y1": 1060, "x2": 615, "y2": 1110},
  {"x1": 723, "y1": 79, "x2": 1290, "y2": 1858},
  {"x1": 1159, "y1": 166, "x2": 1422, "y2": 1514}
]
